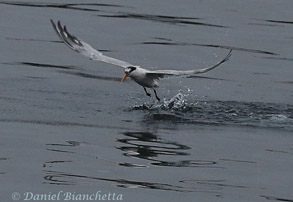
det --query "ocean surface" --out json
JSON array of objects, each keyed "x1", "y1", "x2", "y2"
[{"x1": 0, "y1": 0, "x2": 292, "y2": 201}]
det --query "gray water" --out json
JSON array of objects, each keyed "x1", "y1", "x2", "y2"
[{"x1": 0, "y1": 0, "x2": 293, "y2": 202}]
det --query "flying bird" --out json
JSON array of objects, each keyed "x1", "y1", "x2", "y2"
[{"x1": 50, "y1": 20, "x2": 232, "y2": 101}]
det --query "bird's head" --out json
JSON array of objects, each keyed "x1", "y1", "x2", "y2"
[{"x1": 121, "y1": 66, "x2": 136, "y2": 83}]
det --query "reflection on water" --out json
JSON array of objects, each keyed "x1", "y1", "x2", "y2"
[
  {"x1": 98, "y1": 12, "x2": 225, "y2": 28},
  {"x1": 141, "y1": 39, "x2": 278, "y2": 55},
  {"x1": 262, "y1": 19, "x2": 293, "y2": 25},
  {"x1": 117, "y1": 131, "x2": 188, "y2": 166},
  {"x1": 0, "y1": 1, "x2": 227, "y2": 29},
  {"x1": 6, "y1": 37, "x2": 61, "y2": 43},
  {"x1": 46, "y1": 141, "x2": 83, "y2": 155},
  {"x1": 44, "y1": 170, "x2": 196, "y2": 192},
  {"x1": 261, "y1": 56, "x2": 293, "y2": 62},
  {"x1": 0, "y1": 1, "x2": 225, "y2": 28},
  {"x1": 261, "y1": 195, "x2": 293, "y2": 202},
  {"x1": 0, "y1": 1, "x2": 124, "y2": 12},
  {"x1": 43, "y1": 160, "x2": 73, "y2": 168},
  {"x1": 42, "y1": 131, "x2": 221, "y2": 194},
  {"x1": 43, "y1": 139, "x2": 196, "y2": 192},
  {"x1": 60, "y1": 71, "x2": 121, "y2": 82},
  {"x1": 47, "y1": 141, "x2": 82, "y2": 147},
  {"x1": 3, "y1": 62, "x2": 74, "y2": 70},
  {"x1": 0, "y1": 61, "x2": 122, "y2": 82},
  {"x1": 180, "y1": 179, "x2": 253, "y2": 190},
  {"x1": 116, "y1": 131, "x2": 218, "y2": 168}
]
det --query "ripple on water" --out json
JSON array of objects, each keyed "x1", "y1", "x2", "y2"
[{"x1": 130, "y1": 93, "x2": 293, "y2": 131}]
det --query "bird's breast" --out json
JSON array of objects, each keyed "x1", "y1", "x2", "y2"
[{"x1": 131, "y1": 73, "x2": 157, "y2": 88}]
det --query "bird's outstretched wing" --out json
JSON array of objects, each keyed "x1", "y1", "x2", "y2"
[
  {"x1": 146, "y1": 49, "x2": 232, "y2": 80},
  {"x1": 50, "y1": 20, "x2": 134, "y2": 68}
]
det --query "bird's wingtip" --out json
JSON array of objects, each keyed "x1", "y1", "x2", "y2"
[{"x1": 225, "y1": 49, "x2": 233, "y2": 61}]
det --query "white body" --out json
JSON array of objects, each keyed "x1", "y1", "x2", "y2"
[{"x1": 130, "y1": 67, "x2": 159, "y2": 88}]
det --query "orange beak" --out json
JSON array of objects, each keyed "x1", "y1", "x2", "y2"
[{"x1": 121, "y1": 73, "x2": 128, "y2": 83}]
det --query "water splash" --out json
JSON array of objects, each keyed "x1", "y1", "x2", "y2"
[
  {"x1": 132, "y1": 92, "x2": 190, "y2": 111},
  {"x1": 131, "y1": 93, "x2": 293, "y2": 131}
]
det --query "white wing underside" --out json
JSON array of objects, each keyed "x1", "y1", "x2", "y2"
[
  {"x1": 50, "y1": 20, "x2": 134, "y2": 68},
  {"x1": 146, "y1": 49, "x2": 232, "y2": 80},
  {"x1": 51, "y1": 20, "x2": 232, "y2": 80}
]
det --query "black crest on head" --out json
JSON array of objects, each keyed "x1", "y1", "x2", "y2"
[{"x1": 127, "y1": 66, "x2": 136, "y2": 73}]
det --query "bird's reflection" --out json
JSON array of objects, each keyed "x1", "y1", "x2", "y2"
[{"x1": 116, "y1": 131, "x2": 216, "y2": 168}]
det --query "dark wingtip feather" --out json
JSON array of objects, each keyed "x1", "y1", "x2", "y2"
[
  {"x1": 63, "y1": 25, "x2": 83, "y2": 47},
  {"x1": 220, "y1": 49, "x2": 233, "y2": 64},
  {"x1": 57, "y1": 21, "x2": 62, "y2": 30},
  {"x1": 50, "y1": 19, "x2": 57, "y2": 31},
  {"x1": 52, "y1": 20, "x2": 75, "y2": 49},
  {"x1": 227, "y1": 49, "x2": 233, "y2": 59}
]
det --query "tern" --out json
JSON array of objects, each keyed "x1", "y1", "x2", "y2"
[{"x1": 50, "y1": 20, "x2": 232, "y2": 101}]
